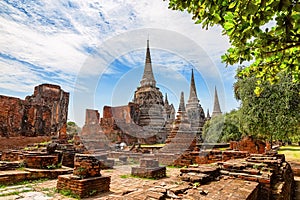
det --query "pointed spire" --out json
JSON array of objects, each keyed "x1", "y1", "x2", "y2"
[
  {"x1": 178, "y1": 92, "x2": 186, "y2": 112},
  {"x1": 140, "y1": 39, "x2": 156, "y2": 87},
  {"x1": 212, "y1": 86, "x2": 222, "y2": 117},
  {"x1": 207, "y1": 109, "x2": 211, "y2": 119},
  {"x1": 165, "y1": 93, "x2": 169, "y2": 106},
  {"x1": 187, "y1": 69, "x2": 199, "y2": 105}
]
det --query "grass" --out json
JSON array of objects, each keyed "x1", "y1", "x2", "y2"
[
  {"x1": 120, "y1": 174, "x2": 130, "y2": 179},
  {"x1": 140, "y1": 143, "x2": 165, "y2": 148},
  {"x1": 103, "y1": 169, "x2": 114, "y2": 173},
  {"x1": 278, "y1": 145, "x2": 300, "y2": 162},
  {"x1": 166, "y1": 165, "x2": 182, "y2": 169},
  {"x1": 41, "y1": 187, "x2": 56, "y2": 197},
  {"x1": 0, "y1": 178, "x2": 49, "y2": 188},
  {"x1": 218, "y1": 147, "x2": 228, "y2": 151},
  {"x1": 119, "y1": 174, "x2": 157, "y2": 180},
  {"x1": 0, "y1": 189, "x2": 32, "y2": 197},
  {"x1": 57, "y1": 189, "x2": 80, "y2": 199}
]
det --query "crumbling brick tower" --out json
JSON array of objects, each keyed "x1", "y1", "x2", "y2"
[{"x1": 0, "y1": 84, "x2": 69, "y2": 137}]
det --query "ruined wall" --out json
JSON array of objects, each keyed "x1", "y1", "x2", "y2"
[
  {"x1": 85, "y1": 109, "x2": 100, "y2": 125},
  {"x1": 102, "y1": 103, "x2": 139, "y2": 123},
  {"x1": 230, "y1": 136, "x2": 266, "y2": 154},
  {"x1": 0, "y1": 84, "x2": 69, "y2": 137},
  {"x1": 100, "y1": 103, "x2": 141, "y2": 144},
  {"x1": 79, "y1": 109, "x2": 111, "y2": 151},
  {"x1": 0, "y1": 96, "x2": 24, "y2": 137}
]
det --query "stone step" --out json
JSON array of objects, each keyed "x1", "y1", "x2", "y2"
[
  {"x1": 220, "y1": 170, "x2": 271, "y2": 183},
  {"x1": 180, "y1": 172, "x2": 211, "y2": 183}
]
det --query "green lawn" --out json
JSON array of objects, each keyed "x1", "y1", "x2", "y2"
[{"x1": 278, "y1": 145, "x2": 300, "y2": 162}]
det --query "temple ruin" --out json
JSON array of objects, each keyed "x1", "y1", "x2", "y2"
[
  {"x1": 0, "y1": 84, "x2": 69, "y2": 137},
  {"x1": 97, "y1": 40, "x2": 221, "y2": 145}
]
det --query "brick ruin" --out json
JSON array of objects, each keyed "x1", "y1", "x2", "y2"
[
  {"x1": 178, "y1": 153, "x2": 295, "y2": 200},
  {"x1": 230, "y1": 136, "x2": 266, "y2": 154},
  {"x1": 95, "y1": 40, "x2": 220, "y2": 145},
  {"x1": 57, "y1": 154, "x2": 111, "y2": 198},
  {"x1": 0, "y1": 141, "x2": 73, "y2": 185},
  {"x1": 78, "y1": 109, "x2": 113, "y2": 152},
  {"x1": 131, "y1": 158, "x2": 166, "y2": 179},
  {"x1": 0, "y1": 84, "x2": 69, "y2": 137},
  {"x1": 100, "y1": 104, "x2": 148, "y2": 144},
  {"x1": 0, "y1": 44, "x2": 297, "y2": 200}
]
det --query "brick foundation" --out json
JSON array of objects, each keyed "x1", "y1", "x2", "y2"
[
  {"x1": 1, "y1": 150, "x2": 22, "y2": 161},
  {"x1": 24, "y1": 154, "x2": 59, "y2": 169},
  {"x1": 131, "y1": 158, "x2": 166, "y2": 179},
  {"x1": 57, "y1": 153, "x2": 111, "y2": 198},
  {"x1": 73, "y1": 154, "x2": 102, "y2": 178},
  {"x1": 230, "y1": 136, "x2": 266, "y2": 154},
  {"x1": 57, "y1": 174, "x2": 110, "y2": 198}
]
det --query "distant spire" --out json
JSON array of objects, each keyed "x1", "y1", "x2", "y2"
[
  {"x1": 188, "y1": 69, "x2": 199, "y2": 102},
  {"x1": 212, "y1": 86, "x2": 222, "y2": 117},
  {"x1": 165, "y1": 93, "x2": 169, "y2": 105},
  {"x1": 178, "y1": 92, "x2": 186, "y2": 112},
  {"x1": 140, "y1": 39, "x2": 156, "y2": 87},
  {"x1": 207, "y1": 109, "x2": 211, "y2": 119}
]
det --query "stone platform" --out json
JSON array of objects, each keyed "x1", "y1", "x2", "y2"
[
  {"x1": 24, "y1": 154, "x2": 59, "y2": 169},
  {"x1": 179, "y1": 165, "x2": 220, "y2": 183},
  {"x1": 57, "y1": 153, "x2": 111, "y2": 198},
  {"x1": 0, "y1": 167, "x2": 72, "y2": 185},
  {"x1": 57, "y1": 174, "x2": 110, "y2": 198},
  {"x1": 131, "y1": 158, "x2": 166, "y2": 179}
]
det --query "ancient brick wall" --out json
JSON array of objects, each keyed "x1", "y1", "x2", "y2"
[
  {"x1": 24, "y1": 154, "x2": 59, "y2": 169},
  {"x1": 0, "y1": 84, "x2": 69, "y2": 137},
  {"x1": 85, "y1": 109, "x2": 100, "y2": 125},
  {"x1": 230, "y1": 136, "x2": 266, "y2": 154},
  {"x1": 103, "y1": 105, "x2": 132, "y2": 123},
  {"x1": 0, "y1": 96, "x2": 24, "y2": 137}
]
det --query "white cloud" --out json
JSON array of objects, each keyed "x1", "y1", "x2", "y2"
[
  {"x1": 0, "y1": 57, "x2": 42, "y2": 93},
  {"x1": 0, "y1": 0, "x2": 238, "y2": 125}
]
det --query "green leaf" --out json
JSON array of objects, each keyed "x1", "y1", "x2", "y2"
[{"x1": 228, "y1": 1, "x2": 237, "y2": 9}]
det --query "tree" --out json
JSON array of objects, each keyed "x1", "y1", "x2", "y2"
[
  {"x1": 234, "y1": 69, "x2": 300, "y2": 142},
  {"x1": 202, "y1": 110, "x2": 244, "y2": 143},
  {"x1": 67, "y1": 121, "x2": 81, "y2": 138},
  {"x1": 167, "y1": 0, "x2": 300, "y2": 93}
]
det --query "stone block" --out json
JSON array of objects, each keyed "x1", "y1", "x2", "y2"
[
  {"x1": 0, "y1": 84, "x2": 69, "y2": 138},
  {"x1": 131, "y1": 166, "x2": 166, "y2": 179},
  {"x1": 119, "y1": 155, "x2": 128, "y2": 163},
  {"x1": 57, "y1": 174, "x2": 110, "y2": 198},
  {"x1": 73, "y1": 154, "x2": 103, "y2": 178},
  {"x1": 24, "y1": 154, "x2": 59, "y2": 169},
  {"x1": 140, "y1": 158, "x2": 159, "y2": 168}
]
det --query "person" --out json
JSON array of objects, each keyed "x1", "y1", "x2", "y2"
[{"x1": 120, "y1": 142, "x2": 127, "y2": 150}]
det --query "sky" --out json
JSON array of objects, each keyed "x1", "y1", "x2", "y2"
[{"x1": 0, "y1": 0, "x2": 240, "y2": 126}]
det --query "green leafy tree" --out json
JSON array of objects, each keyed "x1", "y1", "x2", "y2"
[
  {"x1": 167, "y1": 0, "x2": 300, "y2": 93},
  {"x1": 234, "y1": 69, "x2": 300, "y2": 142},
  {"x1": 203, "y1": 110, "x2": 243, "y2": 143},
  {"x1": 66, "y1": 121, "x2": 81, "y2": 138}
]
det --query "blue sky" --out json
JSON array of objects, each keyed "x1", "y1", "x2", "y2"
[{"x1": 0, "y1": 0, "x2": 239, "y2": 126}]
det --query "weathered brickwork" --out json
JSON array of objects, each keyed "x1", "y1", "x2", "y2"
[
  {"x1": 0, "y1": 150, "x2": 23, "y2": 162},
  {"x1": 73, "y1": 154, "x2": 102, "y2": 178},
  {"x1": 218, "y1": 153, "x2": 294, "y2": 200},
  {"x1": 57, "y1": 175, "x2": 110, "y2": 198},
  {"x1": 131, "y1": 158, "x2": 166, "y2": 179},
  {"x1": 177, "y1": 152, "x2": 294, "y2": 200},
  {"x1": 230, "y1": 136, "x2": 266, "y2": 154},
  {"x1": 24, "y1": 154, "x2": 59, "y2": 169},
  {"x1": 0, "y1": 84, "x2": 69, "y2": 137},
  {"x1": 79, "y1": 109, "x2": 111, "y2": 151},
  {"x1": 100, "y1": 104, "x2": 141, "y2": 145},
  {"x1": 57, "y1": 153, "x2": 111, "y2": 198}
]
